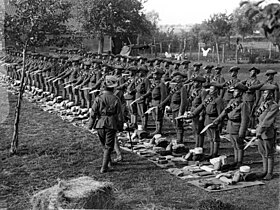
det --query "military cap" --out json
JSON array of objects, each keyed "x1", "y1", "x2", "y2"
[
  {"x1": 203, "y1": 65, "x2": 214, "y2": 70},
  {"x1": 127, "y1": 66, "x2": 138, "y2": 71},
  {"x1": 105, "y1": 75, "x2": 118, "y2": 88},
  {"x1": 172, "y1": 60, "x2": 181, "y2": 66},
  {"x1": 193, "y1": 62, "x2": 202, "y2": 67},
  {"x1": 71, "y1": 56, "x2": 82, "y2": 62},
  {"x1": 83, "y1": 61, "x2": 92, "y2": 66},
  {"x1": 213, "y1": 66, "x2": 224, "y2": 70},
  {"x1": 114, "y1": 65, "x2": 124, "y2": 70},
  {"x1": 229, "y1": 66, "x2": 240, "y2": 72},
  {"x1": 171, "y1": 71, "x2": 187, "y2": 78},
  {"x1": 92, "y1": 59, "x2": 103, "y2": 64},
  {"x1": 193, "y1": 76, "x2": 206, "y2": 83},
  {"x1": 101, "y1": 53, "x2": 109, "y2": 58},
  {"x1": 260, "y1": 84, "x2": 277, "y2": 91},
  {"x1": 52, "y1": 55, "x2": 60, "y2": 60},
  {"x1": 233, "y1": 82, "x2": 248, "y2": 91},
  {"x1": 60, "y1": 55, "x2": 68, "y2": 60},
  {"x1": 180, "y1": 60, "x2": 191, "y2": 65},
  {"x1": 138, "y1": 65, "x2": 149, "y2": 72},
  {"x1": 248, "y1": 66, "x2": 260, "y2": 74},
  {"x1": 209, "y1": 82, "x2": 224, "y2": 89},
  {"x1": 138, "y1": 56, "x2": 147, "y2": 61},
  {"x1": 147, "y1": 58, "x2": 156, "y2": 63},
  {"x1": 163, "y1": 59, "x2": 172, "y2": 65},
  {"x1": 152, "y1": 67, "x2": 165, "y2": 75},
  {"x1": 265, "y1": 69, "x2": 277, "y2": 75}
]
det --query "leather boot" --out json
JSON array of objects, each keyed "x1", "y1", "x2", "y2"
[
  {"x1": 256, "y1": 157, "x2": 268, "y2": 179},
  {"x1": 204, "y1": 142, "x2": 214, "y2": 160},
  {"x1": 263, "y1": 157, "x2": 274, "y2": 180},
  {"x1": 142, "y1": 115, "x2": 148, "y2": 131},
  {"x1": 177, "y1": 132, "x2": 184, "y2": 144},
  {"x1": 236, "y1": 149, "x2": 244, "y2": 169},
  {"x1": 113, "y1": 138, "x2": 123, "y2": 162},
  {"x1": 150, "y1": 121, "x2": 160, "y2": 136},
  {"x1": 198, "y1": 134, "x2": 204, "y2": 148},
  {"x1": 100, "y1": 150, "x2": 111, "y2": 173},
  {"x1": 213, "y1": 142, "x2": 220, "y2": 157},
  {"x1": 74, "y1": 94, "x2": 79, "y2": 106}
]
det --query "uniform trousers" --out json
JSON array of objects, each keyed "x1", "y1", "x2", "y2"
[
  {"x1": 258, "y1": 138, "x2": 275, "y2": 158},
  {"x1": 97, "y1": 128, "x2": 116, "y2": 152}
]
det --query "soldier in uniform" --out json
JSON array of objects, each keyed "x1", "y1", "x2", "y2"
[
  {"x1": 139, "y1": 67, "x2": 168, "y2": 136},
  {"x1": 88, "y1": 76, "x2": 124, "y2": 173},
  {"x1": 135, "y1": 66, "x2": 150, "y2": 131},
  {"x1": 203, "y1": 65, "x2": 214, "y2": 88},
  {"x1": 158, "y1": 72, "x2": 188, "y2": 143},
  {"x1": 123, "y1": 66, "x2": 138, "y2": 128},
  {"x1": 211, "y1": 66, "x2": 225, "y2": 97},
  {"x1": 241, "y1": 67, "x2": 261, "y2": 129},
  {"x1": 191, "y1": 62, "x2": 203, "y2": 78},
  {"x1": 223, "y1": 66, "x2": 241, "y2": 106},
  {"x1": 255, "y1": 84, "x2": 279, "y2": 180},
  {"x1": 180, "y1": 60, "x2": 191, "y2": 77},
  {"x1": 213, "y1": 83, "x2": 250, "y2": 169},
  {"x1": 188, "y1": 76, "x2": 208, "y2": 147},
  {"x1": 185, "y1": 82, "x2": 224, "y2": 156},
  {"x1": 253, "y1": 70, "x2": 280, "y2": 103}
]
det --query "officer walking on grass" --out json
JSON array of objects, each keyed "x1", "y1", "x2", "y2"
[{"x1": 88, "y1": 75, "x2": 124, "y2": 173}]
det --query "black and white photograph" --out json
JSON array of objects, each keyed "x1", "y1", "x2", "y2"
[{"x1": 0, "y1": 0, "x2": 279, "y2": 209}]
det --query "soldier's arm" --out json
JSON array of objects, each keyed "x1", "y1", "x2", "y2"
[
  {"x1": 239, "y1": 102, "x2": 250, "y2": 138},
  {"x1": 275, "y1": 83, "x2": 279, "y2": 103},
  {"x1": 179, "y1": 85, "x2": 188, "y2": 115},
  {"x1": 160, "y1": 83, "x2": 168, "y2": 103},
  {"x1": 257, "y1": 104, "x2": 279, "y2": 136},
  {"x1": 216, "y1": 97, "x2": 224, "y2": 115},
  {"x1": 254, "y1": 80, "x2": 261, "y2": 108},
  {"x1": 88, "y1": 98, "x2": 100, "y2": 130},
  {"x1": 191, "y1": 103, "x2": 204, "y2": 118}
]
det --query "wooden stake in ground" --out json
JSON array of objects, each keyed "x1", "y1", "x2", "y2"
[{"x1": 10, "y1": 46, "x2": 27, "y2": 155}]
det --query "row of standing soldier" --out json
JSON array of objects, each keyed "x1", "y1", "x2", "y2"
[{"x1": 2, "y1": 49, "x2": 279, "y2": 177}]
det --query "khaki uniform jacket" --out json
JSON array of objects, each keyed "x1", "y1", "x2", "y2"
[
  {"x1": 256, "y1": 100, "x2": 279, "y2": 139},
  {"x1": 216, "y1": 98, "x2": 250, "y2": 136},
  {"x1": 88, "y1": 91, "x2": 123, "y2": 131}
]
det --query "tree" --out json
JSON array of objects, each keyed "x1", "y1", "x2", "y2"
[
  {"x1": 240, "y1": 0, "x2": 280, "y2": 47},
  {"x1": 205, "y1": 13, "x2": 232, "y2": 63},
  {"x1": 232, "y1": 6, "x2": 255, "y2": 41},
  {"x1": 4, "y1": 0, "x2": 72, "y2": 155},
  {"x1": 76, "y1": 0, "x2": 153, "y2": 53}
]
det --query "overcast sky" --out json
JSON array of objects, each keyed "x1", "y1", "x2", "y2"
[{"x1": 143, "y1": 0, "x2": 279, "y2": 25}]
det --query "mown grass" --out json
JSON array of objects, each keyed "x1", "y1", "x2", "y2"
[
  {"x1": 0, "y1": 63, "x2": 280, "y2": 209},
  {"x1": 0, "y1": 81, "x2": 279, "y2": 210}
]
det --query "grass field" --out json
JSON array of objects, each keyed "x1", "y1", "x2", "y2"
[{"x1": 0, "y1": 63, "x2": 280, "y2": 210}]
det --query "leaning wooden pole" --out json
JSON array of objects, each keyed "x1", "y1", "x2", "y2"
[{"x1": 10, "y1": 45, "x2": 27, "y2": 155}]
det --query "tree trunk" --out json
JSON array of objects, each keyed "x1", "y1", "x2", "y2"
[
  {"x1": 222, "y1": 44, "x2": 225, "y2": 63},
  {"x1": 197, "y1": 43, "x2": 200, "y2": 61},
  {"x1": 98, "y1": 35, "x2": 104, "y2": 54},
  {"x1": 160, "y1": 42, "x2": 162, "y2": 54},
  {"x1": 168, "y1": 43, "x2": 171, "y2": 53},
  {"x1": 189, "y1": 45, "x2": 192, "y2": 60},
  {"x1": 216, "y1": 42, "x2": 220, "y2": 64},
  {"x1": 235, "y1": 44, "x2": 239, "y2": 64},
  {"x1": 154, "y1": 37, "x2": 157, "y2": 57},
  {"x1": 269, "y1": 42, "x2": 272, "y2": 59},
  {"x1": 10, "y1": 47, "x2": 27, "y2": 155}
]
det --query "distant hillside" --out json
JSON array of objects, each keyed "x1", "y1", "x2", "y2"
[{"x1": 159, "y1": 24, "x2": 193, "y2": 34}]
